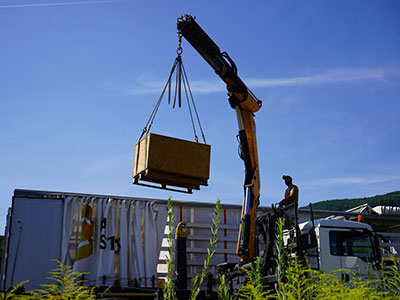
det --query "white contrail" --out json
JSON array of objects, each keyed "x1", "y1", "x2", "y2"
[
  {"x1": 128, "y1": 67, "x2": 395, "y2": 95},
  {"x1": 301, "y1": 175, "x2": 400, "y2": 188},
  {"x1": 0, "y1": 0, "x2": 124, "y2": 9},
  {"x1": 247, "y1": 68, "x2": 388, "y2": 88}
]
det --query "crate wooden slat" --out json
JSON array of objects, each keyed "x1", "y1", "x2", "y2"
[{"x1": 133, "y1": 133, "x2": 211, "y2": 193}]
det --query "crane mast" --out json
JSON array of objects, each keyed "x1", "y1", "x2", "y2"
[{"x1": 177, "y1": 15, "x2": 262, "y2": 261}]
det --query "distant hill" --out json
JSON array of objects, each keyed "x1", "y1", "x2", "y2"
[{"x1": 303, "y1": 191, "x2": 400, "y2": 211}]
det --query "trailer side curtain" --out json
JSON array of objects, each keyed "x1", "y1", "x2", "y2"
[{"x1": 60, "y1": 197, "x2": 167, "y2": 287}]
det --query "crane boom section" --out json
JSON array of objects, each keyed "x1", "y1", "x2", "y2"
[
  {"x1": 177, "y1": 15, "x2": 262, "y2": 260},
  {"x1": 177, "y1": 15, "x2": 262, "y2": 113},
  {"x1": 235, "y1": 107, "x2": 261, "y2": 259}
]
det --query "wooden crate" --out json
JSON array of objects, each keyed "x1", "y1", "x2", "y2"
[{"x1": 132, "y1": 133, "x2": 211, "y2": 193}]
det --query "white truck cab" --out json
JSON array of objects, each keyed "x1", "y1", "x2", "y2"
[{"x1": 296, "y1": 219, "x2": 381, "y2": 279}]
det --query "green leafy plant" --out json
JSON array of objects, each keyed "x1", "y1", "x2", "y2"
[
  {"x1": 0, "y1": 280, "x2": 28, "y2": 300},
  {"x1": 280, "y1": 253, "x2": 319, "y2": 300},
  {"x1": 162, "y1": 197, "x2": 222, "y2": 300},
  {"x1": 314, "y1": 268, "x2": 386, "y2": 300},
  {"x1": 238, "y1": 256, "x2": 274, "y2": 300},
  {"x1": 163, "y1": 196, "x2": 177, "y2": 300},
  {"x1": 189, "y1": 198, "x2": 221, "y2": 300},
  {"x1": 217, "y1": 274, "x2": 231, "y2": 300},
  {"x1": 275, "y1": 217, "x2": 286, "y2": 298},
  {"x1": 382, "y1": 254, "x2": 400, "y2": 298},
  {"x1": 27, "y1": 260, "x2": 95, "y2": 300}
]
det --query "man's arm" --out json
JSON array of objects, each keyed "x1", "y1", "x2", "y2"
[{"x1": 279, "y1": 187, "x2": 295, "y2": 207}]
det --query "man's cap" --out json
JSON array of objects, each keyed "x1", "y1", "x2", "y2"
[{"x1": 282, "y1": 175, "x2": 292, "y2": 181}]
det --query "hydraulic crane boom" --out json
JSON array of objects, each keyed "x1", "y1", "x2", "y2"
[{"x1": 177, "y1": 15, "x2": 262, "y2": 261}]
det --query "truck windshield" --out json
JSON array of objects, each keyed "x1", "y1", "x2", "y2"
[{"x1": 330, "y1": 230, "x2": 374, "y2": 261}]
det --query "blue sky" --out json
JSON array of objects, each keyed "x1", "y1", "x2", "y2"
[{"x1": 1, "y1": 0, "x2": 399, "y2": 229}]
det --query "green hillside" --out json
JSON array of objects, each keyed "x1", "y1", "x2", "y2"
[{"x1": 303, "y1": 191, "x2": 400, "y2": 211}]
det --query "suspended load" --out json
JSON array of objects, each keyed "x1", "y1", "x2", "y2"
[
  {"x1": 133, "y1": 133, "x2": 210, "y2": 193},
  {"x1": 133, "y1": 36, "x2": 210, "y2": 193}
]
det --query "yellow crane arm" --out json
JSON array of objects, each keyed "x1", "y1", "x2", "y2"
[{"x1": 177, "y1": 15, "x2": 262, "y2": 260}]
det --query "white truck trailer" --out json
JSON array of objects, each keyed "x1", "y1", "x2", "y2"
[{"x1": 1, "y1": 189, "x2": 400, "y2": 292}]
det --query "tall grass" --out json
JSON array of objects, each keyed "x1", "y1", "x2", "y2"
[
  {"x1": 217, "y1": 274, "x2": 231, "y2": 300},
  {"x1": 162, "y1": 197, "x2": 221, "y2": 300},
  {"x1": 189, "y1": 198, "x2": 221, "y2": 300},
  {"x1": 163, "y1": 197, "x2": 177, "y2": 300},
  {"x1": 0, "y1": 260, "x2": 95, "y2": 300}
]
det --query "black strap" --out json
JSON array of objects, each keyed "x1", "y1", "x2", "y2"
[{"x1": 139, "y1": 52, "x2": 206, "y2": 144}]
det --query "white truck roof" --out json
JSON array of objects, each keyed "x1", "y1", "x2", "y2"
[{"x1": 299, "y1": 218, "x2": 373, "y2": 232}]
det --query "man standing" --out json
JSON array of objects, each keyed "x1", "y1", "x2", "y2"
[{"x1": 279, "y1": 175, "x2": 299, "y2": 227}]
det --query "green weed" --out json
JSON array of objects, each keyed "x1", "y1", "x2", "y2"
[
  {"x1": 0, "y1": 280, "x2": 28, "y2": 300},
  {"x1": 238, "y1": 257, "x2": 274, "y2": 300},
  {"x1": 26, "y1": 260, "x2": 95, "y2": 300},
  {"x1": 189, "y1": 198, "x2": 221, "y2": 300},
  {"x1": 163, "y1": 196, "x2": 177, "y2": 300},
  {"x1": 382, "y1": 255, "x2": 400, "y2": 298},
  {"x1": 161, "y1": 198, "x2": 221, "y2": 300},
  {"x1": 217, "y1": 274, "x2": 231, "y2": 300}
]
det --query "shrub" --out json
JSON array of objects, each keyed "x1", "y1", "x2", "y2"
[
  {"x1": 382, "y1": 255, "x2": 400, "y2": 298},
  {"x1": 26, "y1": 260, "x2": 95, "y2": 300},
  {"x1": 238, "y1": 257, "x2": 274, "y2": 300},
  {"x1": 0, "y1": 281, "x2": 28, "y2": 300}
]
